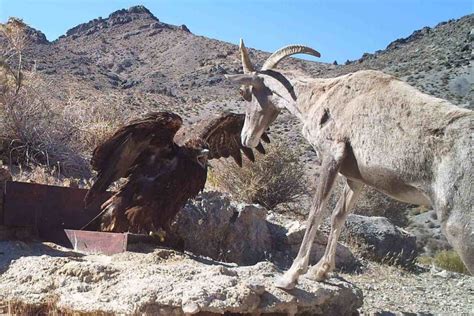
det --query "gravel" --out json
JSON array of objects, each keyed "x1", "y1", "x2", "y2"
[{"x1": 342, "y1": 261, "x2": 473, "y2": 315}]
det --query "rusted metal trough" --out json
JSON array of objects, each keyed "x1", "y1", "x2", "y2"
[{"x1": 1, "y1": 181, "x2": 155, "y2": 255}]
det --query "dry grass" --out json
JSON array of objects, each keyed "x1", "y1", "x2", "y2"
[
  {"x1": 0, "y1": 67, "x2": 92, "y2": 177},
  {"x1": 1, "y1": 299, "x2": 113, "y2": 316},
  {"x1": 433, "y1": 250, "x2": 469, "y2": 274},
  {"x1": 11, "y1": 165, "x2": 88, "y2": 188},
  {"x1": 418, "y1": 250, "x2": 469, "y2": 275},
  {"x1": 0, "y1": 19, "x2": 125, "y2": 180},
  {"x1": 208, "y1": 141, "x2": 308, "y2": 210}
]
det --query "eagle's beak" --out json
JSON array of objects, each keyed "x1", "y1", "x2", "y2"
[{"x1": 197, "y1": 149, "x2": 209, "y2": 168}]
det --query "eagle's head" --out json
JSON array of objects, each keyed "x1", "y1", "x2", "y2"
[{"x1": 184, "y1": 139, "x2": 209, "y2": 169}]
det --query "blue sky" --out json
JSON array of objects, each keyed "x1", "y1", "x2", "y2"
[{"x1": 0, "y1": 0, "x2": 471, "y2": 63}]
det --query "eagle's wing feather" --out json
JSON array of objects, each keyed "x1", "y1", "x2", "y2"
[
  {"x1": 85, "y1": 112, "x2": 183, "y2": 206},
  {"x1": 197, "y1": 112, "x2": 270, "y2": 167},
  {"x1": 100, "y1": 145, "x2": 207, "y2": 234}
]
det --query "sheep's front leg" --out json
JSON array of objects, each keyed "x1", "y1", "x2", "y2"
[
  {"x1": 306, "y1": 179, "x2": 363, "y2": 281},
  {"x1": 275, "y1": 142, "x2": 346, "y2": 290}
]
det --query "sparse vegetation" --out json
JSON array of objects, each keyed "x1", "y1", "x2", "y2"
[
  {"x1": 418, "y1": 250, "x2": 469, "y2": 274},
  {"x1": 0, "y1": 19, "x2": 92, "y2": 177},
  {"x1": 12, "y1": 165, "x2": 86, "y2": 187},
  {"x1": 208, "y1": 141, "x2": 308, "y2": 210},
  {"x1": 433, "y1": 250, "x2": 469, "y2": 274}
]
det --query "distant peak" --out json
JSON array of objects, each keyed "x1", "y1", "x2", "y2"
[
  {"x1": 64, "y1": 5, "x2": 158, "y2": 38},
  {"x1": 109, "y1": 5, "x2": 158, "y2": 20},
  {"x1": 179, "y1": 24, "x2": 191, "y2": 33},
  {"x1": 128, "y1": 5, "x2": 153, "y2": 15}
]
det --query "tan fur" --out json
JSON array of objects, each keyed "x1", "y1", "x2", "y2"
[{"x1": 229, "y1": 52, "x2": 473, "y2": 289}]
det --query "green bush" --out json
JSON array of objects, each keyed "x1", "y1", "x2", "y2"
[
  {"x1": 418, "y1": 250, "x2": 469, "y2": 275},
  {"x1": 433, "y1": 250, "x2": 469, "y2": 274}
]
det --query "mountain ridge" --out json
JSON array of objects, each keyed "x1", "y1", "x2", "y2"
[{"x1": 12, "y1": 5, "x2": 471, "y2": 73}]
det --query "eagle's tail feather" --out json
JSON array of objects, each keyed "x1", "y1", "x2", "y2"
[{"x1": 100, "y1": 185, "x2": 134, "y2": 232}]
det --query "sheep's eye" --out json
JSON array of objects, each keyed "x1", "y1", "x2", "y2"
[{"x1": 240, "y1": 87, "x2": 252, "y2": 102}]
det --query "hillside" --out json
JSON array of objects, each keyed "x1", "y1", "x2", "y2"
[
  {"x1": 326, "y1": 16, "x2": 473, "y2": 108},
  {"x1": 7, "y1": 6, "x2": 472, "y2": 113}
]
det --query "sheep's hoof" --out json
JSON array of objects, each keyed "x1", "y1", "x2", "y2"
[{"x1": 275, "y1": 274, "x2": 297, "y2": 290}]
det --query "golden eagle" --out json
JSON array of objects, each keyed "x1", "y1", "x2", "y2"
[{"x1": 84, "y1": 111, "x2": 269, "y2": 234}]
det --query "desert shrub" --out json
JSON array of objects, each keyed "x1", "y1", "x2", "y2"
[
  {"x1": 0, "y1": 68, "x2": 92, "y2": 177},
  {"x1": 208, "y1": 141, "x2": 308, "y2": 210},
  {"x1": 0, "y1": 19, "x2": 91, "y2": 177},
  {"x1": 59, "y1": 90, "x2": 122, "y2": 153},
  {"x1": 433, "y1": 250, "x2": 469, "y2": 274},
  {"x1": 12, "y1": 165, "x2": 87, "y2": 188}
]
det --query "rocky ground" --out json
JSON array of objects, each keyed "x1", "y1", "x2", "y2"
[
  {"x1": 405, "y1": 209, "x2": 452, "y2": 257},
  {"x1": 343, "y1": 261, "x2": 473, "y2": 315},
  {"x1": 0, "y1": 241, "x2": 362, "y2": 315},
  {"x1": 0, "y1": 192, "x2": 363, "y2": 315},
  {"x1": 1, "y1": 237, "x2": 472, "y2": 315}
]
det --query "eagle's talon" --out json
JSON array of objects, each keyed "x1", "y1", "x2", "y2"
[{"x1": 149, "y1": 229, "x2": 166, "y2": 243}]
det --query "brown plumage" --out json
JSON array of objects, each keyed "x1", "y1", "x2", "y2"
[{"x1": 85, "y1": 111, "x2": 269, "y2": 233}]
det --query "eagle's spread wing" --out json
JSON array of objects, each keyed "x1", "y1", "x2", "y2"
[
  {"x1": 198, "y1": 112, "x2": 270, "y2": 167},
  {"x1": 85, "y1": 112, "x2": 183, "y2": 206}
]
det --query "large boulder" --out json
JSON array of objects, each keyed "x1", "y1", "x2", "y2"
[
  {"x1": 0, "y1": 241, "x2": 363, "y2": 315},
  {"x1": 173, "y1": 191, "x2": 357, "y2": 270},
  {"x1": 406, "y1": 209, "x2": 451, "y2": 256},
  {"x1": 342, "y1": 214, "x2": 417, "y2": 266},
  {"x1": 173, "y1": 191, "x2": 272, "y2": 265}
]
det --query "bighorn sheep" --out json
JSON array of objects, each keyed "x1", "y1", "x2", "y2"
[{"x1": 226, "y1": 39, "x2": 473, "y2": 289}]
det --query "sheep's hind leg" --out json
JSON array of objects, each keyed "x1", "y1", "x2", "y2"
[
  {"x1": 306, "y1": 179, "x2": 363, "y2": 281},
  {"x1": 275, "y1": 142, "x2": 346, "y2": 289}
]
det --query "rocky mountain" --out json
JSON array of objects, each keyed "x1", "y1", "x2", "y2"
[
  {"x1": 327, "y1": 16, "x2": 473, "y2": 108},
  {"x1": 9, "y1": 6, "x2": 472, "y2": 113}
]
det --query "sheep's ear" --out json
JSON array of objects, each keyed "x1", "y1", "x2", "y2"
[{"x1": 224, "y1": 74, "x2": 255, "y2": 85}]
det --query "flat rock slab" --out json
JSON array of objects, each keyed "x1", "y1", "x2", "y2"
[{"x1": 0, "y1": 241, "x2": 362, "y2": 315}]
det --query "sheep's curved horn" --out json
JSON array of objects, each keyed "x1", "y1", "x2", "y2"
[
  {"x1": 239, "y1": 39, "x2": 255, "y2": 74},
  {"x1": 262, "y1": 45, "x2": 321, "y2": 70}
]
